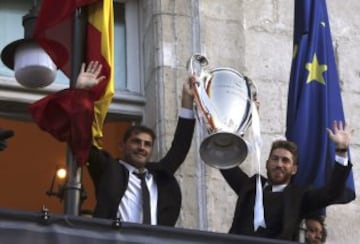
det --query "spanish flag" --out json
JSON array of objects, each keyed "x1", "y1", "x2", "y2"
[{"x1": 30, "y1": 0, "x2": 114, "y2": 166}]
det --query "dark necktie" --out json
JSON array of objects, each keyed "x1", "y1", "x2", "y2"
[{"x1": 134, "y1": 172, "x2": 151, "y2": 224}]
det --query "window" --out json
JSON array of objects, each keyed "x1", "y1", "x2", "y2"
[
  {"x1": 114, "y1": 2, "x2": 126, "y2": 91},
  {"x1": 0, "y1": 0, "x2": 144, "y2": 120},
  {"x1": 0, "y1": 0, "x2": 143, "y2": 215},
  {"x1": 0, "y1": 1, "x2": 29, "y2": 77}
]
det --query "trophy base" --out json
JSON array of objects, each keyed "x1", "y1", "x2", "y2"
[{"x1": 199, "y1": 132, "x2": 248, "y2": 169}]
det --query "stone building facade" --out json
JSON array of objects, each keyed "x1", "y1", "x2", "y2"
[
  {"x1": 141, "y1": 1, "x2": 359, "y2": 243},
  {"x1": 0, "y1": 0, "x2": 358, "y2": 243}
]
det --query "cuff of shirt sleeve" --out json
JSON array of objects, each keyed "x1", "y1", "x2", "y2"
[
  {"x1": 335, "y1": 154, "x2": 348, "y2": 166},
  {"x1": 179, "y1": 108, "x2": 195, "y2": 119}
]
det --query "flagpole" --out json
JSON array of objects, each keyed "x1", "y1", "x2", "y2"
[{"x1": 63, "y1": 7, "x2": 87, "y2": 216}]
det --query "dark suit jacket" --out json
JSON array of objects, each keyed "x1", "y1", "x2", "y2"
[
  {"x1": 220, "y1": 162, "x2": 352, "y2": 240},
  {"x1": 87, "y1": 117, "x2": 195, "y2": 226}
]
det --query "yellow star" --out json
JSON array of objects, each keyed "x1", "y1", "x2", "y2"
[{"x1": 305, "y1": 54, "x2": 327, "y2": 85}]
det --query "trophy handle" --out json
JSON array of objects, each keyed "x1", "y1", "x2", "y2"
[
  {"x1": 241, "y1": 76, "x2": 258, "y2": 134},
  {"x1": 187, "y1": 54, "x2": 222, "y2": 133}
]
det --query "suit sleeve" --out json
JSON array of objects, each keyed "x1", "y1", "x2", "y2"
[
  {"x1": 156, "y1": 117, "x2": 195, "y2": 174},
  {"x1": 87, "y1": 145, "x2": 114, "y2": 188},
  {"x1": 301, "y1": 162, "x2": 352, "y2": 213},
  {"x1": 220, "y1": 167, "x2": 250, "y2": 194}
]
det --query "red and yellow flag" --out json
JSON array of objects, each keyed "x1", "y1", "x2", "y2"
[
  {"x1": 30, "y1": 0, "x2": 114, "y2": 165},
  {"x1": 87, "y1": 1, "x2": 114, "y2": 148}
]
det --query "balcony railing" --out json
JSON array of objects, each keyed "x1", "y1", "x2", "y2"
[{"x1": 0, "y1": 208, "x2": 299, "y2": 244}]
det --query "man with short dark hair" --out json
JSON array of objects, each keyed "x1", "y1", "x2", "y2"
[
  {"x1": 77, "y1": 61, "x2": 196, "y2": 226},
  {"x1": 220, "y1": 120, "x2": 353, "y2": 241}
]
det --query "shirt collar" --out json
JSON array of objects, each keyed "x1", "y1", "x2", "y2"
[
  {"x1": 264, "y1": 182, "x2": 288, "y2": 192},
  {"x1": 119, "y1": 160, "x2": 148, "y2": 175}
]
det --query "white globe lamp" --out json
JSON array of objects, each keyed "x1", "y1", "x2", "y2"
[{"x1": 0, "y1": 4, "x2": 57, "y2": 88}]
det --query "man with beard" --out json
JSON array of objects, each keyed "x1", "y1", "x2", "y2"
[{"x1": 220, "y1": 121, "x2": 352, "y2": 241}]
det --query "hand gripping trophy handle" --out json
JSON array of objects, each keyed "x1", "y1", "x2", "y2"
[
  {"x1": 187, "y1": 54, "x2": 217, "y2": 133},
  {"x1": 187, "y1": 54, "x2": 255, "y2": 169}
]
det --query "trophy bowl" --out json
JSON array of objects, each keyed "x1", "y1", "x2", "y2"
[{"x1": 188, "y1": 55, "x2": 255, "y2": 169}]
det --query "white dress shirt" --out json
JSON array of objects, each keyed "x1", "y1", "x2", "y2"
[
  {"x1": 116, "y1": 108, "x2": 194, "y2": 224},
  {"x1": 118, "y1": 161, "x2": 158, "y2": 225}
]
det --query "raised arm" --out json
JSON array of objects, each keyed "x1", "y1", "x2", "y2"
[
  {"x1": 76, "y1": 61, "x2": 110, "y2": 180},
  {"x1": 155, "y1": 76, "x2": 196, "y2": 174},
  {"x1": 327, "y1": 120, "x2": 352, "y2": 158},
  {"x1": 76, "y1": 61, "x2": 106, "y2": 89},
  {"x1": 302, "y1": 121, "x2": 353, "y2": 213},
  {"x1": 181, "y1": 75, "x2": 195, "y2": 109}
]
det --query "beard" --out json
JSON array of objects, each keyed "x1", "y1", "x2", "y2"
[{"x1": 267, "y1": 168, "x2": 293, "y2": 185}]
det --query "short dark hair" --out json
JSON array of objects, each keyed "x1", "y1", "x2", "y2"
[
  {"x1": 123, "y1": 125, "x2": 156, "y2": 143},
  {"x1": 269, "y1": 140, "x2": 298, "y2": 164},
  {"x1": 305, "y1": 214, "x2": 327, "y2": 242}
]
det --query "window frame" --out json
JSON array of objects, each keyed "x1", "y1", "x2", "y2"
[{"x1": 0, "y1": 0, "x2": 145, "y2": 121}]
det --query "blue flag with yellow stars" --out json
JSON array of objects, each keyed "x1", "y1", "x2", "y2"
[{"x1": 286, "y1": 0, "x2": 355, "y2": 204}]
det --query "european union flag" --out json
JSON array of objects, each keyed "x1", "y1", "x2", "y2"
[{"x1": 286, "y1": 0, "x2": 355, "y2": 203}]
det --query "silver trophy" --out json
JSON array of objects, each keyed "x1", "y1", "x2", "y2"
[{"x1": 188, "y1": 54, "x2": 256, "y2": 169}]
